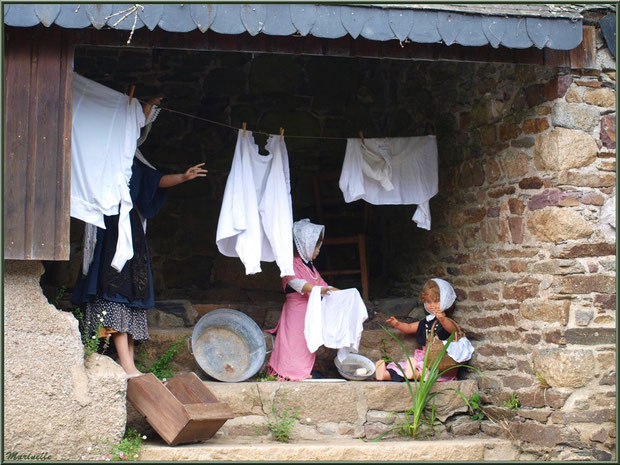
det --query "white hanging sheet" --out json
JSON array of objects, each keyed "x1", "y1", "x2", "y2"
[
  {"x1": 339, "y1": 136, "x2": 438, "y2": 230},
  {"x1": 71, "y1": 73, "x2": 145, "y2": 271},
  {"x1": 304, "y1": 287, "x2": 368, "y2": 355},
  {"x1": 216, "y1": 130, "x2": 294, "y2": 277}
]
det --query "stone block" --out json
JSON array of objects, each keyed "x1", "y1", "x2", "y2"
[
  {"x1": 499, "y1": 124, "x2": 521, "y2": 141},
  {"x1": 508, "y1": 217, "x2": 524, "y2": 244},
  {"x1": 502, "y1": 283, "x2": 539, "y2": 300},
  {"x1": 558, "y1": 171, "x2": 616, "y2": 188},
  {"x1": 565, "y1": 87, "x2": 581, "y2": 103},
  {"x1": 545, "y1": 75, "x2": 573, "y2": 100},
  {"x1": 593, "y1": 294, "x2": 616, "y2": 310},
  {"x1": 554, "y1": 275, "x2": 615, "y2": 294},
  {"x1": 488, "y1": 186, "x2": 516, "y2": 198},
  {"x1": 550, "y1": 102, "x2": 600, "y2": 133},
  {"x1": 485, "y1": 159, "x2": 500, "y2": 184},
  {"x1": 530, "y1": 259, "x2": 583, "y2": 275},
  {"x1": 518, "y1": 388, "x2": 571, "y2": 409},
  {"x1": 534, "y1": 127, "x2": 598, "y2": 170},
  {"x1": 527, "y1": 208, "x2": 593, "y2": 242},
  {"x1": 520, "y1": 301, "x2": 570, "y2": 325},
  {"x1": 600, "y1": 113, "x2": 616, "y2": 149},
  {"x1": 518, "y1": 177, "x2": 543, "y2": 190},
  {"x1": 513, "y1": 423, "x2": 565, "y2": 447},
  {"x1": 556, "y1": 243, "x2": 616, "y2": 259},
  {"x1": 508, "y1": 198, "x2": 525, "y2": 215},
  {"x1": 500, "y1": 151, "x2": 530, "y2": 178},
  {"x1": 148, "y1": 300, "x2": 199, "y2": 328},
  {"x1": 534, "y1": 349, "x2": 595, "y2": 388},
  {"x1": 511, "y1": 137, "x2": 535, "y2": 148},
  {"x1": 564, "y1": 328, "x2": 616, "y2": 345},
  {"x1": 575, "y1": 310, "x2": 594, "y2": 326},
  {"x1": 522, "y1": 118, "x2": 549, "y2": 134},
  {"x1": 448, "y1": 416, "x2": 481, "y2": 436},
  {"x1": 583, "y1": 88, "x2": 616, "y2": 108}
]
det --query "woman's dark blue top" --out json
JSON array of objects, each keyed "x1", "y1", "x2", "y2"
[{"x1": 72, "y1": 160, "x2": 166, "y2": 309}]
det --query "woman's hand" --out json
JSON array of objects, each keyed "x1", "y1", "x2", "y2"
[
  {"x1": 182, "y1": 163, "x2": 208, "y2": 181},
  {"x1": 320, "y1": 286, "x2": 338, "y2": 296},
  {"x1": 142, "y1": 96, "x2": 163, "y2": 119},
  {"x1": 386, "y1": 316, "x2": 399, "y2": 328}
]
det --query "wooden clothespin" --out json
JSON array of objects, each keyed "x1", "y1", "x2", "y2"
[
  {"x1": 128, "y1": 85, "x2": 136, "y2": 104},
  {"x1": 279, "y1": 127, "x2": 285, "y2": 142},
  {"x1": 359, "y1": 131, "x2": 365, "y2": 143},
  {"x1": 242, "y1": 122, "x2": 247, "y2": 137}
]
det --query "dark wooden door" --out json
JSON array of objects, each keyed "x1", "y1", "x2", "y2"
[{"x1": 4, "y1": 26, "x2": 73, "y2": 260}]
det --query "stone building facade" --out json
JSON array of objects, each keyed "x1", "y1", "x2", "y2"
[{"x1": 7, "y1": 10, "x2": 616, "y2": 461}]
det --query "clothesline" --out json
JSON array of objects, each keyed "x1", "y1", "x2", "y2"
[{"x1": 138, "y1": 98, "x2": 349, "y2": 141}]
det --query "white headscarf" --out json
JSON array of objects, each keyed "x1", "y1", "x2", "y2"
[
  {"x1": 424, "y1": 278, "x2": 457, "y2": 321},
  {"x1": 293, "y1": 219, "x2": 325, "y2": 263}
]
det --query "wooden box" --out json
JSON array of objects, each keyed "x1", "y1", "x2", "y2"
[{"x1": 127, "y1": 372, "x2": 234, "y2": 446}]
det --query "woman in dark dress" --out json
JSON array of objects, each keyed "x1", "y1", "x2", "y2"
[{"x1": 72, "y1": 97, "x2": 207, "y2": 377}]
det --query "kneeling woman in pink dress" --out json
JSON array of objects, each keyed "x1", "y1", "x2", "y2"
[{"x1": 266, "y1": 219, "x2": 337, "y2": 380}]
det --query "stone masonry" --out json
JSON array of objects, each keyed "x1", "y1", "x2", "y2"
[{"x1": 36, "y1": 23, "x2": 616, "y2": 461}]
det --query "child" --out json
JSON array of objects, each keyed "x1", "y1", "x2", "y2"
[{"x1": 375, "y1": 278, "x2": 459, "y2": 382}]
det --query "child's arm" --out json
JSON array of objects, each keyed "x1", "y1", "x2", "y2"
[{"x1": 386, "y1": 316, "x2": 419, "y2": 335}]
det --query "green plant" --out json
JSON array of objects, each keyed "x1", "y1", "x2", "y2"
[
  {"x1": 535, "y1": 371, "x2": 550, "y2": 390},
  {"x1": 379, "y1": 334, "x2": 392, "y2": 364},
  {"x1": 108, "y1": 427, "x2": 144, "y2": 461},
  {"x1": 255, "y1": 370, "x2": 278, "y2": 382},
  {"x1": 370, "y1": 324, "x2": 485, "y2": 440},
  {"x1": 468, "y1": 393, "x2": 485, "y2": 421},
  {"x1": 265, "y1": 392, "x2": 301, "y2": 443},
  {"x1": 504, "y1": 393, "x2": 521, "y2": 411},
  {"x1": 136, "y1": 338, "x2": 184, "y2": 380},
  {"x1": 53, "y1": 285, "x2": 67, "y2": 306}
]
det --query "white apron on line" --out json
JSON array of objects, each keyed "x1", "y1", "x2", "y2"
[{"x1": 216, "y1": 130, "x2": 294, "y2": 277}]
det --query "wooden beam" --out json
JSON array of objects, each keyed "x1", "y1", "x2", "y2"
[{"x1": 570, "y1": 25, "x2": 597, "y2": 70}]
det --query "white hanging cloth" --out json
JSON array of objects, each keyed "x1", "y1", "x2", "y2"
[
  {"x1": 304, "y1": 287, "x2": 368, "y2": 357},
  {"x1": 71, "y1": 73, "x2": 145, "y2": 272},
  {"x1": 339, "y1": 136, "x2": 438, "y2": 230},
  {"x1": 216, "y1": 130, "x2": 294, "y2": 277},
  {"x1": 81, "y1": 105, "x2": 161, "y2": 276}
]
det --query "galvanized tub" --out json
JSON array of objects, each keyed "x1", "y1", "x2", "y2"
[{"x1": 190, "y1": 308, "x2": 273, "y2": 383}]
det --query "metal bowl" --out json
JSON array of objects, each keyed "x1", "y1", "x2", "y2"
[
  {"x1": 190, "y1": 308, "x2": 272, "y2": 383},
  {"x1": 334, "y1": 353, "x2": 376, "y2": 381}
]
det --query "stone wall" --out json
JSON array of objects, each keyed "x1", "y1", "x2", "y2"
[
  {"x1": 382, "y1": 40, "x2": 616, "y2": 459},
  {"x1": 4, "y1": 261, "x2": 128, "y2": 461},
  {"x1": 39, "y1": 33, "x2": 615, "y2": 460}
]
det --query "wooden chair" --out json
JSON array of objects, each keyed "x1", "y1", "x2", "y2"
[{"x1": 312, "y1": 171, "x2": 370, "y2": 300}]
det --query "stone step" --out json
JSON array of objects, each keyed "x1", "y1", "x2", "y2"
[
  {"x1": 139, "y1": 437, "x2": 518, "y2": 461},
  {"x1": 141, "y1": 327, "x2": 421, "y2": 379},
  {"x1": 128, "y1": 378, "x2": 481, "y2": 445}
]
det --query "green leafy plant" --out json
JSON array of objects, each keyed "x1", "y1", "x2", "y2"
[
  {"x1": 379, "y1": 334, "x2": 392, "y2": 364},
  {"x1": 255, "y1": 370, "x2": 278, "y2": 382},
  {"x1": 71, "y1": 306, "x2": 107, "y2": 359},
  {"x1": 504, "y1": 393, "x2": 521, "y2": 411},
  {"x1": 108, "y1": 427, "x2": 145, "y2": 461},
  {"x1": 265, "y1": 392, "x2": 301, "y2": 443},
  {"x1": 371, "y1": 324, "x2": 485, "y2": 440},
  {"x1": 535, "y1": 371, "x2": 550, "y2": 390},
  {"x1": 53, "y1": 285, "x2": 67, "y2": 306},
  {"x1": 468, "y1": 393, "x2": 485, "y2": 421},
  {"x1": 136, "y1": 338, "x2": 184, "y2": 380}
]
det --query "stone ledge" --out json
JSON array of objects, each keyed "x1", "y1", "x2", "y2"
[{"x1": 139, "y1": 437, "x2": 517, "y2": 461}]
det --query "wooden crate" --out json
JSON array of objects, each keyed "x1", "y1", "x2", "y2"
[{"x1": 127, "y1": 372, "x2": 234, "y2": 446}]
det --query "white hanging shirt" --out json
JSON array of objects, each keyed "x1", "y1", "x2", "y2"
[
  {"x1": 71, "y1": 73, "x2": 146, "y2": 271},
  {"x1": 216, "y1": 130, "x2": 294, "y2": 277},
  {"x1": 304, "y1": 287, "x2": 368, "y2": 355},
  {"x1": 339, "y1": 136, "x2": 438, "y2": 230}
]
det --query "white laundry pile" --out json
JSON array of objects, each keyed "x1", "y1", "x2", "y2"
[
  {"x1": 216, "y1": 130, "x2": 294, "y2": 277},
  {"x1": 339, "y1": 136, "x2": 438, "y2": 230},
  {"x1": 71, "y1": 73, "x2": 146, "y2": 271},
  {"x1": 304, "y1": 287, "x2": 368, "y2": 361}
]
